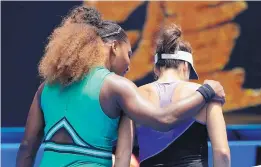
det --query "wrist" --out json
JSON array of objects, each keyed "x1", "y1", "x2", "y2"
[{"x1": 196, "y1": 84, "x2": 215, "y2": 103}]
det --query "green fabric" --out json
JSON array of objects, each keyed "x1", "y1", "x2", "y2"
[
  {"x1": 39, "y1": 67, "x2": 119, "y2": 167},
  {"x1": 39, "y1": 151, "x2": 109, "y2": 167}
]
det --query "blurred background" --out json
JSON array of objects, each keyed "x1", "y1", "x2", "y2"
[{"x1": 1, "y1": 1, "x2": 261, "y2": 167}]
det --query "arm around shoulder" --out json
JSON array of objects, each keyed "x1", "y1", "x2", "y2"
[{"x1": 108, "y1": 75, "x2": 206, "y2": 131}]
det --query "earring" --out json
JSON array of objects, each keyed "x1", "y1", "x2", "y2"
[{"x1": 154, "y1": 74, "x2": 158, "y2": 80}]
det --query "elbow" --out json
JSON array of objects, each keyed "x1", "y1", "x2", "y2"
[
  {"x1": 155, "y1": 115, "x2": 178, "y2": 132},
  {"x1": 218, "y1": 148, "x2": 230, "y2": 161},
  {"x1": 115, "y1": 152, "x2": 132, "y2": 160},
  {"x1": 114, "y1": 152, "x2": 132, "y2": 167},
  {"x1": 214, "y1": 148, "x2": 231, "y2": 165}
]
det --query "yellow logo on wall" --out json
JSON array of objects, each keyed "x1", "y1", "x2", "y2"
[{"x1": 85, "y1": 1, "x2": 261, "y2": 112}]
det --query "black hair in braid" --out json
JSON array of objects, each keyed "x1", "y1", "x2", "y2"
[{"x1": 67, "y1": 5, "x2": 128, "y2": 43}]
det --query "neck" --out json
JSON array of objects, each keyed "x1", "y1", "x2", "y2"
[
  {"x1": 157, "y1": 69, "x2": 183, "y2": 83},
  {"x1": 104, "y1": 59, "x2": 111, "y2": 71},
  {"x1": 102, "y1": 51, "x2": 113, "y2": 71}
]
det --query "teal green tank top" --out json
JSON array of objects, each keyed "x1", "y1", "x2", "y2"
[{"x1": 39, "y1": 67, "x2": 120, "y2": 167}]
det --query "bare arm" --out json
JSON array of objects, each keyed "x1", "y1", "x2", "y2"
[
  {"x1": 177, "y1": 82, "x2": 229, "y2": 166},
  {"x1": 16, "y1": 83, "x2": 45, "y2": 167},
  {"x1": 207, "y1": 102, "x2": 230, "y2": 167},
  {"x1": 108, "y1": 75, "x2": 224, "y2": 131},
  {"x1": 114, "y1": 114, "x2": 135, "y2": 167}
]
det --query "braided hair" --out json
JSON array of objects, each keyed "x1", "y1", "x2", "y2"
[{"x1": 65, "y1": 6, "x2": 128, "y2": 43}]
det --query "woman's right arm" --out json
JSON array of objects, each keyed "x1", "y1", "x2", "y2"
[
  {"x1": 108, "y1": 75, "x2": 225, "y2": 132},
  {"x1": 177, "y1": 83, "x2": 230, "y2": 167},
  {"x1": 16, "y1": 83, "x2": 45, "y2": 167},
  {"x1": 206, "y1": 102, "x2": 230, "y2": 167}
]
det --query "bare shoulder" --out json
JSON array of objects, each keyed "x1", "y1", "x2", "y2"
[
  {"x1": 105, "y1": 74, "x2": 137, "y2": 92},
  {"x1": 179, "y1": 81, "x2": 202, "y2": 95},
  {"x1": 138, "y1": 83, "x2": 152, "y2": 91},
  {"x1": 172, "y1": 81, "x2": 202, "y2": 101},
  {"x1": 183, "y1": 82, "x2": 201, "y2": 90},
  {"x1": 138, "y1": 82, "x2": 156, "y2": 97}
]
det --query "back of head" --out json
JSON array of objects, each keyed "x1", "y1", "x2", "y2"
[
  {"x1": 39, "y1": 6, "x2": 106, "y2": 86},
  {"x1": 63, "y1": 6, "x2": 103, "y2": 28},
  {"x1": 98, "y1": 20, "x2": 128, "y2": 43},
  {"x1": 65, "y1": 6, "x2": 128, "y2": 43},
  {"x1": 155, "y1": 24, "x2": 192, "y2": 69},
  {"x1": 39, "y1": 5, "x2": 129, "y2": 86}
]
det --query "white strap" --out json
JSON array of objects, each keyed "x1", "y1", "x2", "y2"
[{"x1": 154, "y1": 51, "x2": 193, "y2": 65}]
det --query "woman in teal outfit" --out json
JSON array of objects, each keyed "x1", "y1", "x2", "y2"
[{"x1": 16, "y1": 6, "x2": 225, "y2": 167}]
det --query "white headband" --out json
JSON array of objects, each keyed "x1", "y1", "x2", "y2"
[
  {"x1": 154, "y1": 51, "x2": 194, "y2": 65},
  {"x1": 154, "y1": 51, "x2": 199, "y2": 80}
]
